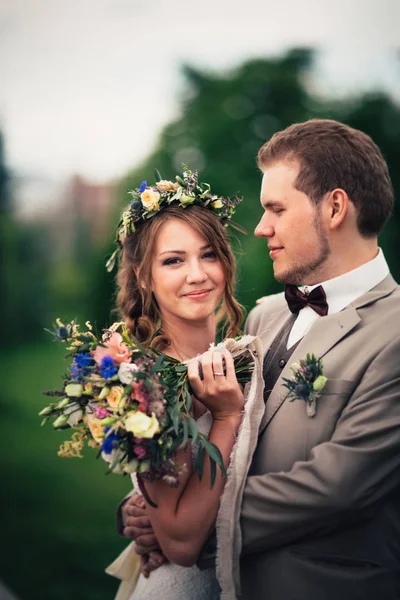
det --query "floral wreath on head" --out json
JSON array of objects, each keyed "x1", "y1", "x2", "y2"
[{"x1": 106, "y1": 165, "x2": 245, "y2": 272}]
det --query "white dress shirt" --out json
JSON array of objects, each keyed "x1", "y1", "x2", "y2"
[{"x1": 286, "y1": 248, "x2": 390, "y2": 349}]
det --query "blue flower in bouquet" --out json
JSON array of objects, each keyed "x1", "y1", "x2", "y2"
[
  {"x1": 101, "y1": 428, "x2": 120, "y2": 455},
  {"x1": 41, "y1": 318, "x2": 256, "y2": 488},
  {"x1": 139, "y1": 180, "x2": 147, "y2": 193},
  {"x1": 100, "y1": 356, "x2": 118, "y2": 379},
  {"x1": 75, "y1": 353, "x2": 95, "y2": 368},
  {"x1": 56, "y1": 325, "x2": 72, "y2": 341},
  {"x1": 70, "y1": 352, "x2": 95, "y2": 381},
  {"x1": 70, "y1": 364, "x2": 83, "y2": 381}
]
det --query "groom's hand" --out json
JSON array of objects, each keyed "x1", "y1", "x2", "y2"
[
  {"x1": 122, "y1": 494, "x2": 161, "y2": 554},
  {"x1": 122, "y1": 494, "x2": 154, "y2": 538}
]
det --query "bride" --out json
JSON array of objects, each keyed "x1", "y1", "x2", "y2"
[{"x1": 106, "y1": 173, "x2": 264, "y2": 599}]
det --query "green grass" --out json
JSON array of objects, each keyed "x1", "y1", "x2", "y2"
[{"x1": 0, "y1": 342, "x2": 134, "y2": 600}]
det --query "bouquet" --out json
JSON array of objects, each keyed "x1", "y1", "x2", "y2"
[{"x1": 40, "y1": 319, "x2": 254, "y2": 492}]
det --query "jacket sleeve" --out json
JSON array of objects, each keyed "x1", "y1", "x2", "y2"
[
  {"x1": 195, "y1": 529, "x2": 217, "y2": 570},
  {"x1": 241, "y1": 336, "x2": 400, "y2": 555}
]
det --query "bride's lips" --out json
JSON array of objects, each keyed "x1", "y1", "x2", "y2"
[{"x1": 184, "y1": 289, "x2": 212, "y2": 300}]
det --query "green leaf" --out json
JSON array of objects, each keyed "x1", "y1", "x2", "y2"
[
  {"x1": 197, "y1": 442, "x2": 204, "y2": 481},
  {"x1": 210, "y1": 456, "x2": 217, "y2": 488},
  {"x1": 152, "y1": 355, "x2": 165, "y2": 373},
  {"x1": 175, "y1": 176, "x2": 187, "y2": 188},
  {"x1": 188, "y1": 417, "x2": 198, "y2": 445},
  {"x1": 183, "y1": 380, "x2": 192, "y2": 412},
  {"x1": 133, "y1": 371, "x2": 147, "y2": 380},
  {"x1": 170, "y1": 405, "x2": 180, "y2": 434},
  {"x1": 154, "y1": 168, "x2": 162, "y2": 181},
  {"x1": 179, "y1": 418, "x2": 189, "y2": 449},
  {"x1": 105, "y1": 249, "x2": 119, "y2": 272},
  {"x1": 128, "y1": 334, "x2": 149, "y2": 356},
  {"x1": 203, "y1": 439, "x2": 226, "y2": 480}
]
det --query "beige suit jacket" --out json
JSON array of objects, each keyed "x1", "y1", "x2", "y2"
[{"x1": 240, "y1": 274, "x2": 400, "y2": 600}]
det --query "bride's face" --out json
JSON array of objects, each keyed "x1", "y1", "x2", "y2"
[{"x1": 150, "y1": 218, "x2": 226, "y2": 326}]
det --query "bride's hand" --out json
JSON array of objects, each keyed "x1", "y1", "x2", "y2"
[{"x1": 187, "y1": 350, "x2": 244, "y2": 421}]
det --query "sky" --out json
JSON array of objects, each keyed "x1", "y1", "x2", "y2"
[{"x1": 1, "y1": 0, "x2": 399, "y2": 203}]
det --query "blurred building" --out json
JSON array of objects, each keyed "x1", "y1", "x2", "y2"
[{"x1": 64, "y1": 174, "x2": 116, "y2": 245}]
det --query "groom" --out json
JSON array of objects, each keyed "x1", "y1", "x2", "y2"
[
  {"x1": 236, "y1": 118, "x2": 400, "y2": 599},
  {"x1": 122, "y1": 119, "x2": 400, "y2": 599}
]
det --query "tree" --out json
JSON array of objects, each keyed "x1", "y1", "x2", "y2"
[{"x1": 116, "y1": 49, "x2": 400, "y2": 312}]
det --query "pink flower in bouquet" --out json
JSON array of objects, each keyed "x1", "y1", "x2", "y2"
[
  {"x1": 95, "y1": 406, "x2": 110, "y2": 419},
  {"x1": 131, "y1": 381, "x2": 148, "y2": 413},
  {"x1": 133, "y1": 443, "x2": 148, "y2": 459},
  {"x1": 93, "y1": 332, "x2": 130, "y2": 366}
]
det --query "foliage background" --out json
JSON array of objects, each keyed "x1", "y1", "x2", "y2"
[{"x1": 1, "y1": 49, "x2": 399, "y2": 599}]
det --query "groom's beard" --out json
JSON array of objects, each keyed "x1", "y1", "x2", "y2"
[{"x1": 276, "y1": 213, "x2": 331, "y2": 286}]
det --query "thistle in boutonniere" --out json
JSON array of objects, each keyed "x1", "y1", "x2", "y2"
[{"x1": 282, "y1": 353, "x2": 327, "y2": 417}]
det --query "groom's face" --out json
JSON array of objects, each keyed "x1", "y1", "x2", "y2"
[{"x1": 255, "y1": 160, "x2": 330, "y2": 285}]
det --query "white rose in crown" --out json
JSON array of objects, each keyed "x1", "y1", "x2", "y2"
[
  {"x1": 156, "y1": 180, "x2": 180, "y2": 192},
  {"x1": 140, "y1": 189, "x2": 161, "y2": 211},
  {"x1": 211, "y1": 199, "x2": 223, "y2": 209}
]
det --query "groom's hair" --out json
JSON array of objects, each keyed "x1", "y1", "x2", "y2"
[{"x1": 257, "y1": 119, "x2": 394, "y2": 237}]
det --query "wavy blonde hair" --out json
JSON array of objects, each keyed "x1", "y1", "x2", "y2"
[{"x1": 116, "y1": 205, "x2": 243, "y2": 350}]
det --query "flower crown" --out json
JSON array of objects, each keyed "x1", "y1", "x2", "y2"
[{"x1": 106, "y1": 165, "x2": 244, "y2": 272}]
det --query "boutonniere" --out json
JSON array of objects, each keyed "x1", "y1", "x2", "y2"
[{"x1": 282, "y1": 353, "x2": 327, "y2": 417}]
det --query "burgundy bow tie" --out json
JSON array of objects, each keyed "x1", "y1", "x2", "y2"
[{"x1": 284, "y1": 284, "x2": 329, "y2": 317}]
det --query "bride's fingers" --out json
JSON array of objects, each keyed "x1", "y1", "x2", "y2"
[
  {"x1": 211, "y1": 352, "x2": 225, "y2": 379},
  {"x1": 199, "y1": 351, "x2": 215, "y2": 384},
  {"x1": 187, "y1": 358, "x2": 203, "y2": 395},
  {"x1": 223, "y1": 351, "x2": 235, "y2": 381}
]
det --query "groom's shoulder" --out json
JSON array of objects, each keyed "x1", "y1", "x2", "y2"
[
  {"x1": 361, "y1": 274, "x2": 400, "y2": 317},
  {"x1": 245, "y1": 291, "x2": 286, "y2": 332}
]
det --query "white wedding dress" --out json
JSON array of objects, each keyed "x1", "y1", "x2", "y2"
[
  {"x1": 107, "y1": 336, "x2": 265, "y2": 600},
  {"x1": 130, "y1": 412, "x2": 220, "y2": 600}
]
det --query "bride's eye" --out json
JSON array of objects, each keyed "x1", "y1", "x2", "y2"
[
  {"x1": 162, "y1": 257, "x2": 182, "y2": 266},
  {"x1": 202, "y1": 250, "x2": 217, "y2": 260}
]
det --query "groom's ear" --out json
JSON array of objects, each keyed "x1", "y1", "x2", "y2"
[{"x1": 324, "y1": 188, "x2": 350, "y2": 231}]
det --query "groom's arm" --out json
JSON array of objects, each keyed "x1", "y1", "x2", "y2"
[{"x1": 241, "y1": 336, "x2": 400, "y2": 555}]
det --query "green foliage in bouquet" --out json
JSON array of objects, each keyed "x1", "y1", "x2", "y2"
[{"x1": 40, "y1": 320, "x2": 254, "y2": 493}]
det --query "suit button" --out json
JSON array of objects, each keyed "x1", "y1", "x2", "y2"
[{"x1": 279, "y1": 358, "x2": 286, "y2": 368}]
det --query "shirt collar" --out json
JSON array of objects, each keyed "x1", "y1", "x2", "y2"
[{"x1": 300, "y1": 248, "x2": 389, "y2": 315}]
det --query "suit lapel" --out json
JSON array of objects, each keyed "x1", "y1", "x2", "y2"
[
  {"x1": 256, "y1": 274, "x2": 398, "y2": 434},
  {"x1": 258, "y1": 307, "x2": 361, "y2": 433},
  {"x1": 259, "y1": 308, "x2": 290, "y2": 357}
]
